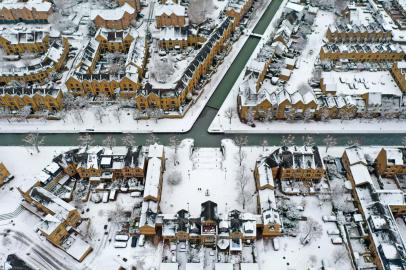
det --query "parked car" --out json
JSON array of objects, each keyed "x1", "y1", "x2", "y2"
[
  {"x1": 331, "y1": 237, "x2": 343, "y2": 244},
  {"x1": 131, "y1": 236, "x2": 138, "y2": 247},
  {"x1": 322, "y1": 215, "x2": 337, "y2": 222},
  {"x1": 327, "y1": 229, "x2": 340, "y2": 235},
  {"x1": 272, "y1": 238, "x2": 280, "y2": 251}
]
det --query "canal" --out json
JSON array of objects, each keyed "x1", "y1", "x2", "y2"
[{"x1": 0, "y1": 0, "x2": 402, "y2": 147}]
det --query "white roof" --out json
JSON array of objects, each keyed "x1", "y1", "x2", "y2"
[
  {"x1": 240, "y1": 263, "x2": 259, "y2": 270},
  {"x1": 160, "y1": 263, "x2": 179, "y2": 270},
  {"x1": 385, "y1": 148, "x2": 404, "y2": 166},
  {"x1": 185, "y1": 263, "x2": 203, "y2": 270},
  {"x1": 345, "y1": 147, "x2": 367, "y2": 165},
  {"x1": 90, "y1": 3, "x2": 135, "y2": 21},
  {"x1": 155, "y1": 3, "x2": 185, "y2": 17},
  {"x1": 258, "y1": 189, "x2": 276, "y2": 211},
  {"x1": 215, "y1": 263, "x2": 233, "y2": 270},
  {"x1": 256, "y1": 159, "x2": 274, "y2": 188},
  {"x1": 350, "y1": 164, "x2": 372, "y2": 186},
  {"x1": 144, "y1": 158, "x2": 162, "y2": 199},
  {"x1": 285, "y1": 2, "x2": 305, "y2": 13},
  {"x1": 148, "y1": 143, "x2": 164, "y2": 158},
  {"x1": 0, "y1": 0, "x2": 51, "y2": 12},
  {"x1": 64, "y1": 236, "x2": 92, "y2": 261},
  {"x1": 44, "y1": 162, "x2": 60, "y2": 175}
]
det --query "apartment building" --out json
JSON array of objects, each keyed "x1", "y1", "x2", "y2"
[
  {"x1": 326, "y1": 22, "x2": 392, "y2": 43},
  {"x1": 155, "y1": 3, "x2": 186, "y2": 28}
]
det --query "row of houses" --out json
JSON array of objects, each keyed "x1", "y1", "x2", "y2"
[
  {"x1": 0, "y1": 86, "x2": 63, "y2": 112},
  {"x1": 0, "y1": 37, "x2": 69, "y2": 85},
  {"x1": 326, "y1": 22, "x2": 393, "y2": 43},
  {"x1": 0, "y1": 162, "x2": 11, "y2": 187},
  {"x1": 319, "y1": 43, "x2": 404, "y2": 61},
  {"x1": 90, "y1": 2, "x2": 138, "y2": 30},
  {"x1": 0, "y1": 27, "x2": 50, "y2": 55},
  {"x1": 0, "y1": 0, "x2": 52, "y2": 24},
  {"x1": 342, "y1": 146, "x2": 406, "y2": 270}
]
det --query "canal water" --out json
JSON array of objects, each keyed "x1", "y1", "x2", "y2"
[{"x1": 0, "y1": 0, "x2": 402, "y2": 146}]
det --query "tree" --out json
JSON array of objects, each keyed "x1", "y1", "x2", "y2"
[
  {"x1": 121, "y1": 134, "x2": 136, "y2": 147},
  {"x1": 319, "y1": 108, "x2": 330, "y2": 122},
  {"x1": 167, "y1": 170, "x2": 182, "y2": 186},
  {"x1": 234, "y1": 136, "x2": 248, "y2": 154},
  {"x1": 145, "y1": 134, "x2": 159, "y2": 145},
  {"x1": 235, "y1": 166, "x2": 251, "y2": 210},
  {"x1": 300, "y1": 217, "x2": 323, "y2": 245},
  {"x1": 346, "y1": 137, "x2": 361, "y2": 147},
  {"x1": 284, "y1": 108, "x2": 296, "y2": 121},
  {"x1": 133, "y1": 109, "x2": 142, "y2": 123},
  {"x1": 235, "y1": 149, "x2": 247, "y2": 166},
  {"x1": 94, "y1": 107, "x2": 105, "y2": 123},
  {"x1": 108, "y1": 202, "x2": 125, "y2": 223},
  {"x1": 303, "y1": 109, "x2": 313, "y2": 122},
  {"x1": 332, "y1": 248, "x2": 348, "y2": 265},
  {"x1": 402, "y1": 136, "x2": 406, "y2": 148},
  {"x1": 302, "y1": 135, "x2": 315, "y2": 147},
  {"x1": 188, "y1": 0, "x2": 214, "y2": 25},
  {"x1": 112, "y1": 109, "x2": 121, "y2": 123},
  {"x1": 147, "y1": 108, "x2": 163, "y2": 123},
  {"x1": 280, "y1": 134, "x2": 295, "y2": 147},
  {"x1": 224, "y1": 107, "x2": 235, "y2": 125},
  {"x1": 19, "y1": 105, "x2": 32, "y2": 122},
  {"x1": 102, "y1": 135, "x2": 116, "y2": 149},
  {"x1": 323, "y1": 135, "x2": 337, "y2": 153},
  {"x1": 261, "y1": 138, "x2": 269, "y2": 151},
  {"x1": 23, "y1": 133, "x2": 44, "y2": 153},
  {"x1": 77, "y1": 133, "x2": 95, "y2": 147},
  {"x1": 169, "y1": 135, "x2": 181, "y2": 165}
]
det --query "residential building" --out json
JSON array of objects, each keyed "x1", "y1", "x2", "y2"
[
  {"x1": 391, "y1": 61, "x2": 406, "y2": 93},
  {"x1": 0, "y1": 38, "x2": 69, "y2": 84},
  {"x1": 375, "y1": 148, "x2": 406, "y2": 178},
  {"x1": 155, "y1": 3, "x2": 186, "y2": 28},
  {"x1": 0, "y1": 0, "x2": 52, "y2": 24},
  {"x1": 158, "y1": 27, "x2": 205, "y2": 49},
  {"x1": 319, "y1": 43, "x2": 404, "y2": 62},
  {"x1": 90, "y1": 3, "x2": 136, "y2": 30},
  {"x1": 0, "y1": 86, "x2": 63, "y2": 112},
  {"x1": 326, "y1": 23, "x2": 392, "y2": 43},
  {"x1": 0, "y1": 162, "x2": 11, "y2": 187},
  {"x1": 225, "y1": 0, "x2": 254, "y2": 26},
  {"x1": 0, "y1": 28, "x2": 49, "y2": 54}
]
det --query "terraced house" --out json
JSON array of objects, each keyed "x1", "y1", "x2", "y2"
[
  {"x1": 0, "y1": 27, "x2": 49, "y2": 55},
  {"x1": 155, "y1": 2, "x2": 186, "y2": 28},
  {"x1": 0, "y1": 37, "x2": 69, "y2": 84},
  {"x1": 0, "y1": 162, "x2": 11, "y2": 187},
  {"x1": 319, "y1": 43, "x2": 404, "y2": 61},
  {"x1": 65, "y1": 28, "x2": 147, "y2": 97},
  {"x1": 0, "y1": 86, "x2": 63, "y2": 112},
  {"x1": 90, "y1": 2, "x2": 136, "y2": 30},
  {"x1": 0, "y1": 0, "x2": 52, "y2": 24},
  {"x1": 326, "y1": 22, "x2": 392, "y2": 43},
  {"x1": 391, "y1": 61, "x2": 406, "y2": 93}
]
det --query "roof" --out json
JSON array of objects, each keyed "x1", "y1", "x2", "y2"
[
  {"x1": 185, "y1": 263, "x2": 204, "y2": 270},
  {"x1": 0, "y1": 0, "x2": 52, "y2": 12},
  {"x1": 350, "y1": 164, "x2": 372, "y2": 186},
  {"x1": 160, "y1": 263, "x2": 179, "y2": 270},
  {"x1": 155, "y1": 3, "x2": 185, "y2": 17},
  {"x1": 90, "y1": 3, "x2": 135, "y2": 21},
  {"x1": 215, "y1": 263, "x2": 233, "y2": 270},
  {"x1": 144, "y1": 158, "x2": 162, "y2": 200},
  {"x1": 240, "y1": 263, "x2": 259, "y2": 270},
  {"x1": 345, "y1": 147, "x2": 367, "y2": 165}
]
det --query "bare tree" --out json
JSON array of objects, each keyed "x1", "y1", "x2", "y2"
[
  {"x1": 19, "y1": 105, "x2": 32, "y2": 122},
  {"x1": 234, "y1": 136, "x2": 248, "y2": 154},
  {"x1": 121, "y1": 134, "x2": 136, "y2": 147},
  {"x1": 102, "y1": 135, "x2": 116, "y2": 149},
  {"x1": 323, "y1": 135, "x2": 337, "y2": 153},
  {"x1": 133, "y1": 109, "x2": 142, "y2": 123},
  {"x1": 332, "y1": 248, "x2": 348, "y2": 264},
  {"x1": 23, "y1": 133, "x2": 44, "y2": 153},
  {"x1": 112, "y1": 109, "x2": 121, "y2": 123},
  {"x1": 235, "y1": 149, "x2": 247, "y2": 166},
  {"x1": 84, "y1": 221, "x2": 98, "y2": 241},
  {"x1": 167, "y1": 170, "x2": 182, "y2": 186},
  {"x1": 169, "y1": 135, "x2": 181, "y2": 165},
  {"x1": 145, "y1": 134, "x2": 159, "y2": 145},
  {"x1": 302, "y1": 135, "x2": 315, "y2": 147},
  {"x1": 402, "y1": 136, "x2": 406, "y2": 148},
  {"x1": 147, "y1": 107, "x2": 163, "y2": 123},
  {"x1": 108, "y1": 202, "x2": 125, "y2": 223},
  {"x1": 235, "y1": 166, "x2": 251, "y2": 210},
  {"x1": 280, "y1": 134, "x2": 295, "y2": 147},
  {"x1": 300, "y1": 217, "x2": 323, "y2": 245},
  {"x1": 346, "y1": 137, "x2": 361, "y2": 147},
  {"x1": 94, "y1": 107, "x2": 105, "y2": 123},
  {"x1": 188, "y1": 0, "x2": 214, "y2": 25},
  {"x1": 261, "y1": 138, "x2": 269, "y2": 151},
  {"x1": 77, "y1": 133, "x2": 95, "y2": 147},
  {"x1": 224, "y1": 107, "x2": 235, "y2": 125}
]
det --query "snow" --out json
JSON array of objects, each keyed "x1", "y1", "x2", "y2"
[{"x1": 90, "y1": 3, "x2": 135, "y2": 21}]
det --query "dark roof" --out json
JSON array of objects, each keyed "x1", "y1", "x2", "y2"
[{"x1": 201, "y1": 200, "x2": 218, "y2": 222}]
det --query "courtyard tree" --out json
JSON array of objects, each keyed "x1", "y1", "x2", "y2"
[
  {"x1": 300, "y1": 217, "x2": 323, "y2": 245},
  {"x1": 235, "y1": 166, "x2": 251, "y2": 210},
  {"x1": 167, "y1": 170, "x2": 182, "y2": 186}
]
